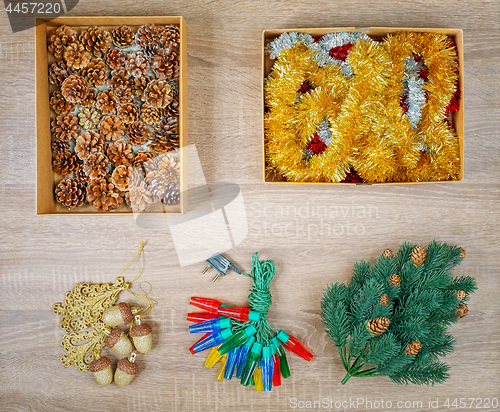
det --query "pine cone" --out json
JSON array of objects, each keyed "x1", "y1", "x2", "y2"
[
  {"x1": 128, "y1": 181, "x2": 156, "y2": 211},
  {"x1": 151, "y1": 49, "x2": 179, "y2": 80},
  {"x1": 48, "y1": 25, "x2": 77, "y2": 59},
  {"x1": 367, "y1": 317, "x2": 390, "y2": 335},
  {"x1": 80, "y1": 89, "x2": 97, "y2": 107},
  {"x1": 75, "y1": 163, "x2": 89, "y2": 185},
  {"x1": 51, "y1": 138, "x2": 70, "y2": 153},
  {"x1": 381, "y1": 249, "x2": 393, "y2": 259},
  {"x1": 111, "y1": 25, "x2": 135, "y2": 49},
  {"x1": 63, "y1": 42, "x2": 92, "y2": 69},
  {"x1": 133, "y1": 150, "x2": 157, "y2": 174},
  {"x1": 456, "y1": 303, "x2": 468, "y2": 318},
  {"x1": 48, "y1": 60, "x2": 76, "y2": 86},
  {"x1": 98, "y1": 114, "x2": 125, "y2": 141},
  {"x1": 111, "y1": 165, "x2": 134, "y2": 191},
  {"x1": 131, "y1": 75, "x2": 152, "y2": 99},
  {"x1": 160, "y1": 182, "x2": 180, "y2": 206},
  {"x1": 146, "y1": 170, "x2": 179, "y2": 205},
  {"x1": 405, "y1": 341, "x2": 422, "y2": 356},
  {"x1": 388, "y1": 274, "x2": 401, "y2": 286},
  {"x1": 78, "y1": 106, "x2": 101, "y2": 129},
  {"x1": 117, "y1": 103, "x2": 139, "y2": 124},
  {"x1": 160, "y1": 25, "x2": 180, "y2": 50},
  {"x1": 125, "y1": 51, "x2": 150, "y2": 78},
  {"x1": 140, "y1": 103, "x2": 162, "y2": 125},
  {"x1": 459, "y1": 248, "x2": 466, "y2": 258},
  {"x1": 83, "y1": 152, "x2": 110, "y2": 180},
  {"x1": 411, "y1": 246, "x2": 427, "y2": 266},
  {"x1": 149, "y1": 117, "x2": 179, "y2": 153},
  {"x1": 80, "y1": 58, "x2": 108, "y2": 88},
  {"x1": 113, "y1": 85, "x2": 132, "y2": 105},
  {"x1": 61, "y1": 74, "x2": 90, "y2": 104},
  {"x1": 52, "y1": 151, "x2": 78, "y2": 176},
  {"x1": 157, "y1": 155, "x2": 180, "y2": 182},
  {"x1": 144, "y1": 79, "x2": 173, "y2": 108},
  {"x1": 455, "y1": 290, "x2": 466, "y2": 301},
  {"x1": 96, "y1": 90, "x2": 116, "y2": 115},
  {"x1": 148, "y1": 140, "x2": 175, "y2": 154},
  {"x1": 51, "y1": 113, "x2": 80, "y2": 140},
  {"x1": 167, "y1": 79, "x2": 179, "y2": 99},
  {"x1": 109, "y1": 68, "x2": 133, "y2": 89},
  {"x1": 126, "y1": 120, "x2": 150, "y2": 145},
  {"x1": 50, "y1": 90, "x2": 75, "y2": 115},
  {"x1": 104, "y1": 48, "x2": 126, "y2": 70},
  {"x1": 86, "y1": 177, "x2": 124, "y2": 211},
  {"x1": 107, "y1": 140, "x2": 134, "y2": 166},
  {"x1": 79, "y1": 26, "x2": 112, "y2": 57},
  {"x1": 164, "y1": 98, "x2": 179, "y2": 118},
  {"x1": 135, "y1": 24, "x2": 161, "y2": 57},
  {"x1": 75, "y1": 130, "x2": 105, "y2": 160},
  {"x1": 379, "y1": 294, "x2": 389, "y2": 307},
  {"x1": 55, "y1": 178, "x2": 85, "y2": 209}
]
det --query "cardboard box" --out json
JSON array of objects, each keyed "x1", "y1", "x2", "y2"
[
  {"x1": 261, "y1": 27, "x2": 464, "y2": 185},
  {"x1": 36, "y1": 16, "x2": 188, "y2": 214}
]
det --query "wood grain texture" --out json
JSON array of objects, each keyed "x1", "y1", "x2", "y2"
[{"x1": 0, "y1": 0, "x2": 499, "y2": 411}]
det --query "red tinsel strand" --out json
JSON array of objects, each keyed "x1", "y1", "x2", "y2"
[
  {"x1": 299, "y1": 80, "x2": 313, "y2": 94},
  {"x1": 306, "y1": 134, "x2": 327, "y2": 155},
  {"x1": 312, "y1": 35, "x2": 323, "y2": 43},
  {"x1": 328, "y1": 43, "x2": 354, "y2": 61},
  {"x1": 445, "y1": 84, "x2": 461, "y2": 115},
  {"x1": 400, "y1": 94, "x2": 409, "y2": 113},
  {"x1": 341, "y1": 167, "x2": 363, "y2": 183},
  {"x1": 418, "y1": 67, "x2": 429, "y2": 81}
]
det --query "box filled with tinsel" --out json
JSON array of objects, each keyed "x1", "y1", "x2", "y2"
[
  {"x1": 262, "y1": 27, "x2": 464, "y2": 184},
  {"x1": 36, "y1": 16, "x2": 187, "y2": 214}
]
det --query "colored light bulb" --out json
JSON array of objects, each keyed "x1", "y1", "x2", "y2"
[
  {"x1": 241, "y1": 342, "x2": 262, "y2": 386},
  {"x1": 190, "y1": 297, "x2": 222, "y2": 313},
  {"x1": 272, "y1": 337, "x2": 290, "y2": 378},
  {"x1": 254, "y1": 366, "x2": 264, "y2": 391},
  {"x1": 271, "y1": 344, "x2": 282, "y2": 386},
  {"x1": 217, "y1": 307, "x2": 261, "y2": 322},
  {"x1": 276, "y1": 330, "x2": 313, "y2": 361},
  {"x1": 187, "y1": 312, "x2": 219, "y2": 323},
  {"x1": 216, "y1": 354, "x2": 227, "y2": 381},
  {"x1": 192, "y1": 328, "x2": 233, "y2": 353},
  {"x1": 235, "y1": 336, "x2": 255, "y2": 379},
  {"x1": 189, "y1": 332, "x2": 211, "y2": 354},
  {"x1": 217, "y1": 325, "x2": 257, "y2": 356},
  {"x1": 204, "y1": 346, "x2": 222, "y2": 369},
  {"x1": 189, "y1": 317, "x2": 231, "y2": 333},
  {"x1": 224, "y1": 347, "x2": 240, "y2": 380},
  {"x1": 260, "y1": 346, "x2": 274, "y2": 391}
]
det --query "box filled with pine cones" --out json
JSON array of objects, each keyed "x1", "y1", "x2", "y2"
[{"x1": 36, "y1": 16, "x2": 187, "y2": 214}]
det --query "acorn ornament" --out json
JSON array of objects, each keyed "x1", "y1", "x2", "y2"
[
  {"x1": 102, "y1": 302, "x2": 139, "y2": 327},
  {"x1": 89, "y1": 353, "x2": 113, "y2": 386},
  {"x1": 130, "y1": 315, "x2": 153, "y2": 354},
  {"x1": 114, "y1": 353, "x2": 139, "y2": 387},
  {"x1": 104, "y1": 327, "x2": 133, "y2": 356}
]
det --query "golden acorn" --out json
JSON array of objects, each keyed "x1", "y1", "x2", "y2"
[
  {"x1": 102, "y1": 302, "x2": 135, "y2": 327},
  {"x1": 89, "y1": 355, "x2": 113, "y2": 386},
  {"x1": 405, "y1": 340, "x2": 422, "y2": 356},
  {"x1": 104, "y1": 328, "x2": 133, "y2": 356},
  {"x1": 379, "y1": 294, "x2": 389, "y2": 307},
  {"x1": 455, "y1": 290, "x2": 466, "y2": 301},
  {"x1": 382, "y1": 249, "x2": 393, "y2": 259},
  {"x1": 114, "y1": 354, "x2": 139, "y2": 387},
  {"x1": 130, "y1": 316, "x2": 153, "y2": 354},
  {"x1": 388, "y1": 274, "x2": 401, "y2": 286},
  {"x1": 367, "y1": 317, "x2": 390, "y2": 335},
  {"x1": 411, "y1": 246, "x2": 427, "y2": 266},
  {"x1": 456, "y1": 303, "x2": 468, "y2": 319}
]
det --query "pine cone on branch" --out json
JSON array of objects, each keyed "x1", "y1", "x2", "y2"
[
  {"x1": 109, "y1": 68, "x2": 133, "y2": 89},
  {"x1": 405, "y1": 341, "x2": 422, "y2": 356},
  {"x1": 411, "y1": 246, "x2": 427, "y2": 266},
  {"x1": 63, "y1": 42, "x2": 92, "y2": 69},
  {"x1": 379, "y1": 294, "x2": 389, "y2": 307},
  {"x1": 140, "y1": 103, "x2": 162, "y2": 125},
  {"x1": 151, "y1": 49, "x2": 179, "y2": 80},
  {"x1": 51, "y1": 113, "x2": 81, "y2": 140},
  {"x1": 456, "y1": 304, "x2": 468, "y2": 319},
  {"x1": 126, "y1": 121, "x2": 150, "y2": 146},
  {"x1": 52, "y1": 151, "x2": 78, "y2": 176},
  {"x1": 48, "y1": 25, "x2": 77, "y2": 59},
  {"x1": 78, "y1": 106, "x2": 101, "y2": 130},
  {"x1": 80, "y1": 58, "x2": 108, "y2": 88},
  {"x1": 61, "y1": 74, "x2": 90, "y2": 104},
  {"x1": 98, "y1": 114, "x2": 125, "y2": 141},
  {"x1": 111, "y1": 25, "x2": 135, "y2": 49},
  {"x1": 75, "y1": 130, "x2": 105, "y2": 160},
  {"x1": 382, "y1": 249, "x2": 393, "y2": 259},
  {"x1": 117, "y1": 103, "x2": 139, "y2": 124},
  {"x1": 83, "y1": 152, "x2": 110, "y2": 180},
  {"x1": 104, "y1": 48, "x2": 126, "y2": 70},
  {"x1": 125, "y1": 51, "x2": 150, "y2": 78},
  {"x1": 107, "y1": 140, "x2": 134, "y2": 166},
  {"x1": 96, "y1": 90, "x2": 116, "y2": 115},
  {"x1": 459, "y1": 248, "x2": 466, "y2": 258},
  {"x1": 135, "y1": 24, "x2": 161, "y2": 57},
  {"x1": 388, "y1": 274, "x2": 401, "y2": 286},
  {"x1": 51, "y1": 139, "x2": 70, "y2": 153},
  {"x1": 86, "y1": 177, "x2": 124, "y2": 211},
  {"x1": 160, "y1": 25, "x2": 180, "y2": 50},
  {"x1": 367, "y1": 317, "x2": 390, "y2": 335},
  {"x1": 455, "y1": 290, "x2": 466, "y2": 301},
  {"x1": 112, "y1": 85, "x2": 132, "y2": 105},
  {"x1": 48, "y1": 60, "x2": 76, "y2": 86},
  {"x1": 50, "y1": 90, "x2": 75, "y2": 115},
  {"x1": 111, "y1": 165, "x2": 134, "y2": 191},
  {"x1": 55, "y1": 178, "x2": 85, "y2": 209},
  {"x1": 79, "y1": 26, "x2": 112, "y2": 57}
]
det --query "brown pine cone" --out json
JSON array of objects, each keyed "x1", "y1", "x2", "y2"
[
  {"x1": 381, "y1": 249, "x2": 393, "y2": 259},
  {"x1": 107, "y1": 139, "x2": 134, "y2": 166},
  {"x1": 379, "y1": 293, "x2": 389, "y2": 307},
  {"x1": 388, "y1": 274, "x2": 401, "y2": 286},
  {"x1": 63, "y1": 42, "x2": 92, "y2": 70},
  {"x1": 164, "y1": 99, "x2": 179, "y2": 118},
  {"x1": 143, "y1": 79, "x2": 173, "y2": 108},
  {"x1": 160, "y1": 25, "x2": 180, "y2": 50},
  {"x1": 51, "y1": 113, "x2": 81, "y2": 140},
  {"x1": 411, "y1": 246, "x2": 427, "y2": 266},
  {"x1": 80, "y1": 89, "x2": 97, "y2": 107},
  {"x1": 405, "y1": 341, "x2": 422, "y2": 356},
  {"x1": 167, "y1": 80, "x2": 179, "y2": 99},
  {"x1": 48, "y1": 25, "x2": 77, "y2": 59},
  {"x1": 113, "y1": 85, "x2": 132, "y2": 105},
  {"x1": 75, "y1": 163, "x2": 89, "y2": 185},
  {"x1": 148, "y1": 140, "x2": 175, "y2": 154},
  {"x1": 128, "y1": 181, "x2": 156, "y2": 211},
  {"x1": 140, "y1": 103, "x2": 162, "y2": 125},
  {"x1": 151, "y1": 49, "x2": 179, "y2": 80},
  {"x1": 48, "y1": 60, "x2": 76, "y2": 86},
  {"x1": 86, "y1": 177, "x2": 124, "y2": 211},
  {"x1": 455, "y1": 290, "x2": 466, "y2": 301},
  {"x1": 160, "y1": 182, "x2": 180, "y2": 206},
  {"x1": 75, "y1": 130, "x2": 105, "y2": 160},
  {"x1": 367, "y1": 317, "x2": 390, "y2": 335},
  {"x1": 150, "y1": 117, "x2": 179, "y2": 152},
  {"x1": 80, "y1": 58, "x2": 108, "y2": 88},
  {"x1": 456, "y1": 303, "x2": 468, "y2": 319},
  {"x1": 98, "y1": 114, "x2": 125, "y2": 141},
  {"x1": 125, "y1": 51, "x2": 150, "y2": 78},
  {"x1": 83, "y1": 152, "x2": 110, "y2": 180},
  {"x1": 52, "y1": 151, "x2": 78, "y2": 176},
  {"x1": 109, "y1": 68, "x2": 133, "y2": 90},
  {"x1": 111, "y1": 165, "x2": 134, "y2": 191},
  {"x1": 51, "y1": 138, "x2": 70, "y2": 153},
  {"x1": 459, "y1": 248, "x2": 466, "y2": 258},
  {"x1": 157, "y1": 155, "x2": 180, "y2": 182},
  {"x1": 126, "y1": 121, "x2": 150, "y2": 145},
  {"x1": 61, "y1": 74, "x2": 90, "y2": 104},
  {"x1": 79, "y1": 26, "x2": 112, "y2": 57},
  {"x1": 104, "y1": 48, "x2": 126, "y2": 70},
  {"x1": 133, "y1": 150, "x2": 157, "y2": 174},
  {"x1": 117, "y1": 103, "x2": 139, "y2": 124},
  {"x1": 55, "y1": 178, "x2": 85, "y2": 209},
  {"x1": 111, "y1": 25, "x2": 135, "y2": 49},
  {"x1": 135, "y1": 24, "x2": 161, "y2": 57},
  {"x1": 146, "y1": 170, "x2": 179, "y2": 205},
  {"x1": 132, "y1": 75, "x2": 152, "y2": 99},
  {"x1": 50, "y1": 90, "x2": 75, "y2": 115},
  {"x1": 78, "y1": 106, "x2": 101, "y2": 129},
  {"x1": 96, "y1": 90, "x2": 116, "y2": 115}
]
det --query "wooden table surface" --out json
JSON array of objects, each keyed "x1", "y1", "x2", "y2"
[{"x1": 1, "y1": 1, "x2": 499, "y2": 411}]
